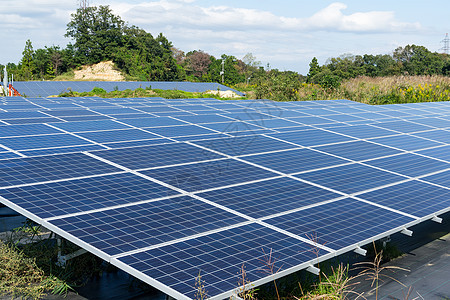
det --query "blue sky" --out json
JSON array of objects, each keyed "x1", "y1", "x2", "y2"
[{"x1": 1, "y1": 0, "x2": 448, "y2": 74}]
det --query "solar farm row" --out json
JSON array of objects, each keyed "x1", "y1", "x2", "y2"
[
  {"x1": 12, "y1": 81, "x2": 244, "y2": 98},
  {"x1": 0, "y1": 96, "x2": 449, "y2": 299}
]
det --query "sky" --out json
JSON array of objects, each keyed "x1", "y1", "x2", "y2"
[{"x1": 1, "y1": 0, "x2": 449, "y2": 75}]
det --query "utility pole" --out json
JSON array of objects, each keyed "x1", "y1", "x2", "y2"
[
  {"x1": 440, "y1": 33, "x2": 449, "y2": 55},
  {"x1": 220, "y1": 60, "x2": 225, "y2": 84},
  {"x1": 78, "y1": 0, "x2": 90, "y2": 9}
]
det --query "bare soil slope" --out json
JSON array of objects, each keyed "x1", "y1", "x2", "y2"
[{"x1": 74, "y1": 61, "x2": 124, "y2": 81}]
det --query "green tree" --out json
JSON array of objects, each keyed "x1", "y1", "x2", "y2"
[
  {"x1": 393, "y1": 45, "x2": 444, "y2": 75},
  {"x1": 207, "y1": 54, "x2": 245, "y2": 85},
  {"x1": 307, "y1": 57, "x2": 321, "y2": 82},
  {"x1": 65, "y1": 5, "x2": 125, "y2": 64},
  {"x1": 20, "y1": 39, "x2": 35, "y2": 80},
  {"x1": 114, "y1": 26, "x2": 183, "y2": 81},
  {"x1": 242, "y1": 53, "x2": 261, "y2": 84}
]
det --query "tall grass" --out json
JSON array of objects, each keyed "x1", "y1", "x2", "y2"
[{"x1": 254, "y1": 75, "x2": 450, "y2": 104}]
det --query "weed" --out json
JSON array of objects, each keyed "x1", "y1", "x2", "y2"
[{"x1": 353, "y1": 242, "x2": 409, "y2": 300}]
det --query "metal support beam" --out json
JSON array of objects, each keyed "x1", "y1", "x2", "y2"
[
  {"x1": 306, "y1": 265, "x2": 320, "y2": 276},
  {"x1": 56, "y1": 235, "x2": 88, "y2": 267},
  {"x1": 432, "y1": 216, "x2": 443, "y2": 223},
  {"x1": 354, "y1": 246, "x2": 367, "y2": 256},
  {"x1": 401, "y1": 228, "x2": 413, "y2": 237}
]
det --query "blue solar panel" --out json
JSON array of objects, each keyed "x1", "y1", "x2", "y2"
[
  {"x1": 197, "y1": 177, "x2": 341, "y2": 218},
  {"x1": 220, "y1": 111, "x2": 272, "y2": 121},
  {"x1": 0, "y1": 134, "x2": 93, "y2": 150},
  {"x1": 49, "y1": 196, "x2": 247, "y2": 256},
  {"x1": 314, "y1": 140, "x2": 403, "y2": 161},
  {"x1": 265, "y1": 198, "x2": 415, "y2": 250},
  {"x1": 319, "y1": 114, "x2": 366, "y2": 123},
  {"x1": 147, "y1": 125, "x2": 217, "y2": 138},
  {"x1": 295, "y1": 163, "x2": 407, "y2": 194},
  {"x1": 118, "y1": 223, "x2": 323, "y2": 299},
  {"x1": 51, "y1": 120, "x2": 132, "y2": 132},
  {"x1": 173, "y1": 114, "x2": 234, "y2": 124},
  {"x1": 364, "y1": 153, "x2": 450, "y2": 177},
  {"x1": 201, "y1": 121, "x2": 265, "y2": 133},
  {"x1": 412, "y1": 129, "x2": 450, "y2": 144},
  {"x1": 138, "y1": 106, "x2": 183, "y2": 113},
  {"x1": 245, "y1": 118, "x2": 303, "y2": 129},
  {"x1": 372, "y1": 120, "x2": 434, "y2": 133},
  {"x1": 370, "y1": 135, "x2": 443, "y2": 151},
  {"x1": 102, "y1": 139, "x2": 170, "y2": 149},
  {"x1": 287, "y1": 116, "x2": 337, "y2": 125},
  {"x1": 61, "y1": 115, "x2": 112, "y2": 122},
  {"x1": 6, "y1": 117, "x2": 63, "y2": 124},
  {"x1": 268, "y1": 128, "x2": 354, "y2": 147},
  {"x1": 77, "y1": 129, "x2": 160, "y2": 143},
  {"x1": 350, "y1": 112, "x2": 391, "y2": 120},
  {"x1": 119, "y1": 117, "x2": 187, "y2": 128},
  {"x1": 1, "y1": 96, "x2": 450, "y2": 300},
  {"x1": 193, "y1": 135, "x2": 297, "y2": 156},
  {"x1": 421, "y1": 170, "x2": 450, "y2": 188},
  {"x1": 0, "y1": 173, "x2": 178, "y2": 219},
  {"x1": 142, "y1": 159, "x2": 277, "y2": 192},
  {"x1": 242, "y1": 148, "x2": 348, "y2": 174},
  {"x1": 0, "y1": 153, "x2": 120, "y2": 187},
  {"x1": 327, "y1": 124, "x2": 397, "y2": 139},
  {"x1": 92, "y1": 143, "x2": 225, "y2": 170},
  {"x1": 45, "y1": 109, "x2": 100, "y2": 117},
  {"x1": 172, "y1": 133, "x2": 229, "y2": 142},
  {"x1": 0, "y1": 152, "x2": 21, "y2": 160},
  {"x1": 416, "y1": 145, "x2": 450, "y2": 162},
  {"x1": 0, "y1": 111, "x2": 49, "y2": 119},
  {"x1": 0, "y1": 124, "x2": 62, "y2": 137},
  {"x1": 358, "y1": 180, "x2": 450, "y2": 217},
  {"x1": 411, "y1": 117, "x2": 450, "y2": 128},
  {"x1": 91, "y1": 107, "x2": 143, "y2": 115}
]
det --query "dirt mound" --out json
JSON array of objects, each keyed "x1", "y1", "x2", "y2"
[
  {"x1": 205, "y1": 90, "x2": 241, "y2": 98},
  {"x1": 74, "y1": 61, "x2": 124, "y2": 81}
]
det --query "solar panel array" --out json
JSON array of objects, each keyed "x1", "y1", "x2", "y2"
[
  {"x1": 13, "y1": 81, "x2": 244, "y2": 98},
  {"x1": 0, "y1": 95, "x2": 449, "y2": 299}
]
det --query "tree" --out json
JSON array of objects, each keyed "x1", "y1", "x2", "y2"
[
  {"x1": 307, "y1": 57, "x2": 321, "y2": 82},
  {"x1": 242, "y1": 53, "x2": 261, "y2": 84},
  {"x1": 20, "y1": 40, "x2": 35, "y2": 80},
  {"x1": 393, "y1": 45, "x2": 444, "y2": 75},
  {"x1": 186, "y1": 51, "x2": 212, "y2": 78},
  {"x1": 66, "y1": 5, "x2": 125, "y2": 64},
  {"x1": 207, "y1": 54, "x2": 245, "y2": 85},
  {"x1": 114, "y1": 26, "x2": 183, "y2": 81},
  {"x1": 171, "y1": 47, "x2": 185, "y2": 65}
]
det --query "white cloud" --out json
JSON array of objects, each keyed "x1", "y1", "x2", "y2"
[{"x1": 111, "y1": 1, "x2": 421, "y2": 33}]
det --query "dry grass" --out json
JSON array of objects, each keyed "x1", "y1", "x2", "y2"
[{"x1": 339, "y1": 75, "x2": 450, "y2": 104}]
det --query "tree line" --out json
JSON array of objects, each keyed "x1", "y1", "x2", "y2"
[
  {"x1": 0, "y1": 5, "x2": 261, "y2": 85},
  {"x1": 1, "y1": 4, "x2": 449, "y2": 90},
  {"x1": 306, "y1": 46, "x2": 450, "y2": 89}
]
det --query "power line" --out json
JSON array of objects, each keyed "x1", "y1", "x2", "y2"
[{"x1": 440, "y1": 33, "x2": 449, "y2": 55}]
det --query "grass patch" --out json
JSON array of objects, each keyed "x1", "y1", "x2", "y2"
[
  {"x1": 58, "y1": 86, "x2": 246, "y2": 100},
  {"x1": 0, "y1": 241, "x2": 73, "y2": 299}
]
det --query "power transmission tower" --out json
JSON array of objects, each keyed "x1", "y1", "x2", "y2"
[
  {"x1": 440, "y1": 33, "x2": 449, "y2": 55},
  {"x1": 78, "y1": 0, "x2": 90, "y2": 9}
]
